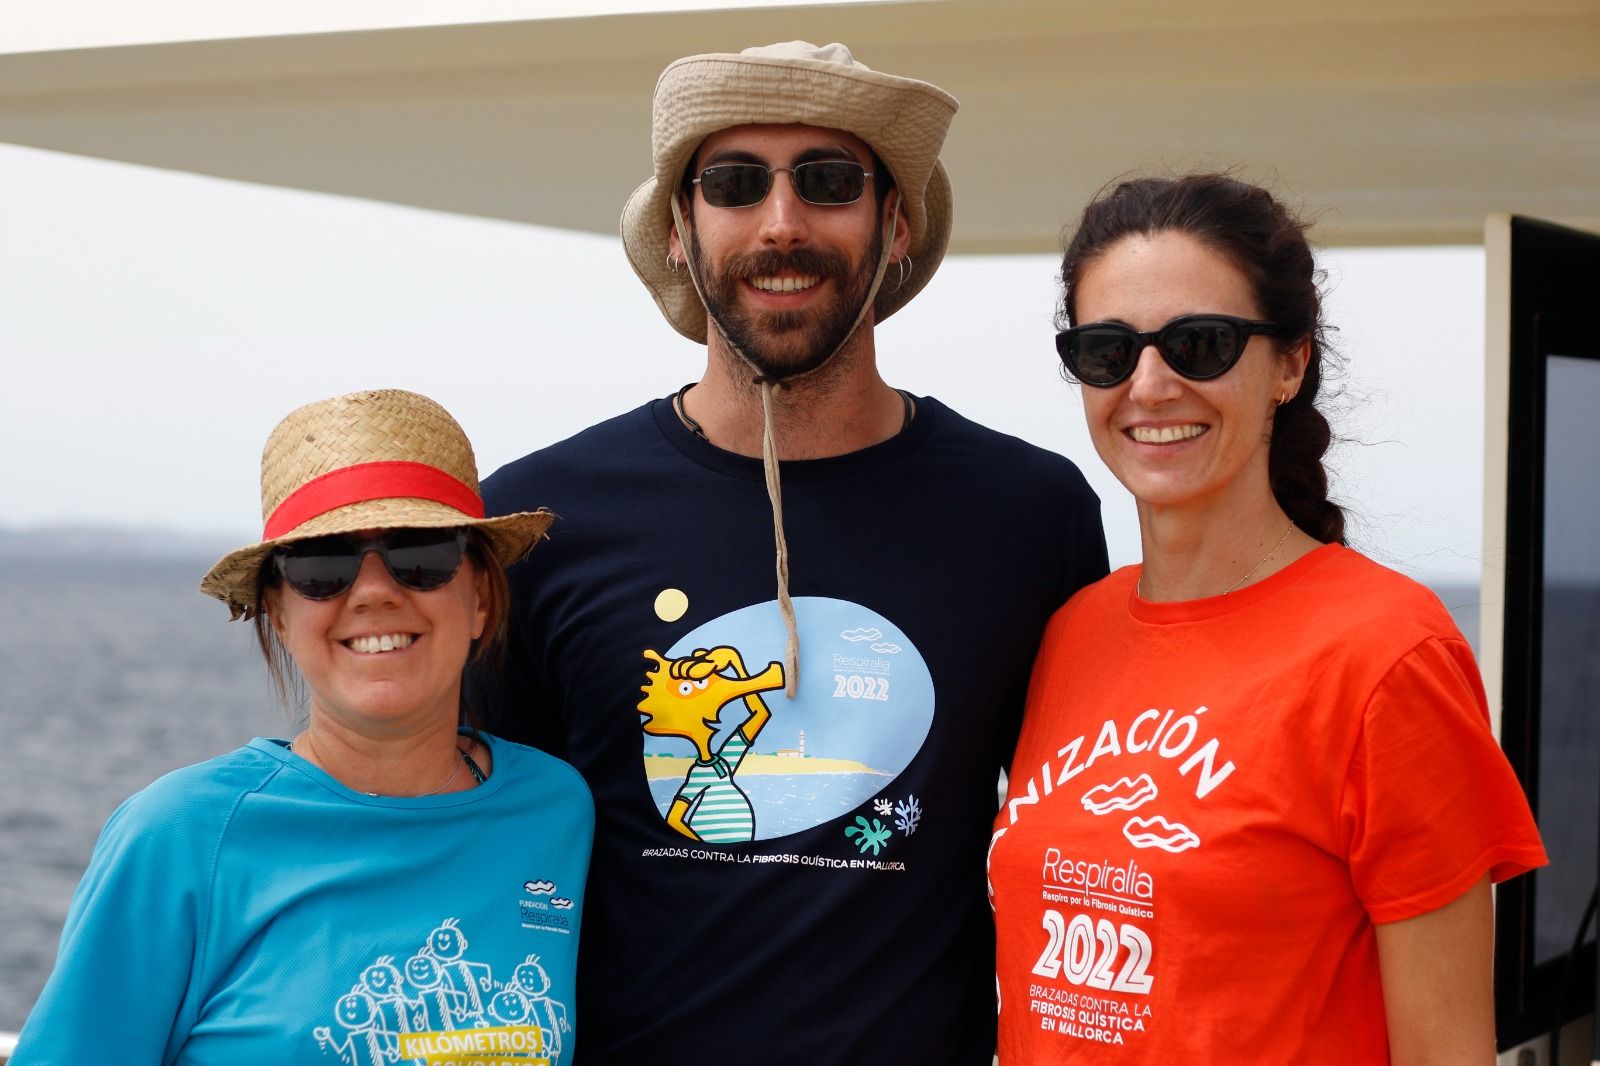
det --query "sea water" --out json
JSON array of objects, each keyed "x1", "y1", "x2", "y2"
[{"x1": 0, "y1": 557, "x2": 283, "y2": 1030}]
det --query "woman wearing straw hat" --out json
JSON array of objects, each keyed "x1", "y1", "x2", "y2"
[
  {"x1": 13, "y1": 389, "x2": 593, "y2": 1065},
  {"x1": 987, "y1": 176, "x2": 1544, "y2": 1062}
]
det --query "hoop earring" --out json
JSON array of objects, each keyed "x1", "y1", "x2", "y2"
[
  {"x1": 892, "y1": 255, "x2": 913, "y2": 292},
  {"x1": 667, "y1": 253, "x2": 681, "y2": 274}
]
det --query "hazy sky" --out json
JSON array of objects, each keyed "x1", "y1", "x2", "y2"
[{"x1": 0, "y1": 142, "x2": 1486, "y2": 582}]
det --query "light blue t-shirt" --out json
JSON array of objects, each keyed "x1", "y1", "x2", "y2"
[{"x1": 15, "y1": 734, "x2": 593, "y2": 1066}]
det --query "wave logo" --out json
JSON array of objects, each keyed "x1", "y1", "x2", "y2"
[
  {"x1": 1080, "y1": 774, "x2": 1157, "y2": 815},
  {"x1": 1122, "y1": 815, "x2": 1200, "y2": 853},
  {"x1": 519, "y1": 878, "x2": 573, "y2": 934}
]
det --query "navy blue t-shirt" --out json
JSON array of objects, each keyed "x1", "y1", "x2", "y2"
[{"x1": 479, "y1": 395, "x2": 1107, "y2": 1065}]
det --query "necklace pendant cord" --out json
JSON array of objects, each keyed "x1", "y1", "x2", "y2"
[
  {"x1": 672, "y1": 382, "x2": 913, "y2": 442},
  {"x1": 461, "y1": 746, "x2": 487, "y2": 785},
  {"x1": 673, "y1": 381, "x2": 708, "y2": 440},
  {"x1": 290, "y1": 736, "x2": 484, "y2": 796},
  {"x1": 416, "y1": 752, "x2": 465, "y2": 797}
]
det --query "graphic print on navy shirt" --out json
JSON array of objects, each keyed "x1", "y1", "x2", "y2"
[{"x1": 637, "y1": 594, "x2": 933, "y2": 849}]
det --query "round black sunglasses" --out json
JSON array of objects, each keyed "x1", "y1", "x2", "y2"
[
  {"x1": 1055, "y1": 314, "x2": 1283, "y2": 387},
  {"x1": 272, "y1": 528, "x2": 467, "y2": 601}
]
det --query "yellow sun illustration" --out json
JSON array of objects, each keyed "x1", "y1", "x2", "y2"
[{"x1": 654, "y1": 588, "x2": 688, "y2": 623}]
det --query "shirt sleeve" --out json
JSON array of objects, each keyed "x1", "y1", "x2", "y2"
[
  {"x1": 12, "y1": 789, "x2": 208, "y2": 1065},
  {"x1": 1339, "y1": 635, "x2": 1547, "y2": 924}
]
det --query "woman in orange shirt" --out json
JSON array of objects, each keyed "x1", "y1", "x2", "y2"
[{"x1": 989, "y1": 174, "x2": 1545, "y2": 1064}]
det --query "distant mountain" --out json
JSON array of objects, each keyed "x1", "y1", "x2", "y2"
[{"x1": 0, "y1": 524, "x2": 248, "y2": 560}]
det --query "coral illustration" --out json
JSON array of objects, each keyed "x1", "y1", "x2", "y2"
[
  {"x1": 845, "y1": 816, "x2": 893, "y2": 855},
  {"x1": 893, "y1": 795, "x2": 922, "y2": 836}
]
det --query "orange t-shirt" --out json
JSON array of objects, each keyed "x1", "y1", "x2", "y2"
[{"x1": 989, "y1": 545, "x2": 1545, "y2": 1064}]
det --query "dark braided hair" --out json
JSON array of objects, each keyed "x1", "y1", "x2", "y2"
[{"x1": 1058, "y1": 173, "x2": 1345, "y2": 544}]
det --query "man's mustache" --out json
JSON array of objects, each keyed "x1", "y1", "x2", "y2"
[{"x1": 720, "y1": 247, "x2": 850, "y2": 282}]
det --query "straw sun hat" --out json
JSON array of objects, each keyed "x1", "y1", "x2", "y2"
[
  {"x1": 621, "y1": 40, "x2": 959, "y2": 343},
  {"x1": 200, "y1": 389, "x2": 552, "y2": 620}
]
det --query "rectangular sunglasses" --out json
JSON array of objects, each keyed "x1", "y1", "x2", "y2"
[
  {"x1": 272, "y1": 528, "x2": 467, "y2": 600},
  {"x1": 692, "y1": 161, "x2": 871, "y2": 209},
  {"x1": 1055, "y1": 314, "x2": 1283, "y2": 387}
]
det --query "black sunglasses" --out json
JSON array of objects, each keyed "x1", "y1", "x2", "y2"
[
  {"x1": 1055, "y1": 314, "x2": 1283, "y2": 387},
  {"x1": 692, "y1": 161, "x2": 872, "y2": 209},
  {"x1": 272, "y1": 528, "x2": 467, "y2": 601}
]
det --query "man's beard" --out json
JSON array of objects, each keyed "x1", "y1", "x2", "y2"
[{"x1": 691, "y1": 226, "x2": 883, "y2": 381}]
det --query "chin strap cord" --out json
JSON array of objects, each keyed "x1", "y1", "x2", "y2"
[
  {"x1": 755, "y1": 376, "x2": 799, "y2": 697},
  {"x1": 670, "y1": 194, "x2": 900, "y2": 699}
]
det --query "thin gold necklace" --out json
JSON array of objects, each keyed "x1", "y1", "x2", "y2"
[{"x1": 1138, "y1": 521, "x2": 1296, "y2": 600}]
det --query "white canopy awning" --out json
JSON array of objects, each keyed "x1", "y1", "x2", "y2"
[{"x1": 3, "y1": 0, "x2": 1596, "y2": 250}]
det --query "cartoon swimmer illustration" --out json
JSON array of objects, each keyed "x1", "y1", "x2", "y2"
[{"x1": 638, "y1": 644, "x2": 784, "y2": 842}]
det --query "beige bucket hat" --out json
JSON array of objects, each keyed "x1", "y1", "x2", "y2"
[
  {"x1": 621, "y1": 40, "x2": 958, "y2": 343},
  {"x1": 200, "y1": 389, "x2": 553, "y2": 620}
]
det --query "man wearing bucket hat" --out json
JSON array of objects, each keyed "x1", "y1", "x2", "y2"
[{"x1": 479, "y1": 42, "x2": 1107, "y2": 1063}]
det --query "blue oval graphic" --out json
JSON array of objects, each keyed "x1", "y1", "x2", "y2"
[{"x1": 638, "y1": 596, "x2": 934, "y2": 842}]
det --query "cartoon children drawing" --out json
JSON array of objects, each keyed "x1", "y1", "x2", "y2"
[
  {"x1": 313, "y1": 990, "x2": 396, "y2": 1066},
  {"x1": 510, "y1": 955, "x2": 568, "y2": 1060},
  {"x1": 403, "y1": 951, "x2": 471, "y2": 1031},
  {"x1": 358, "y1": 955, "x2": 427, "y2": 1035},
  {"x1": 425, "y1": 918, "x2": 493, "y2": 1026},
  {"x1": 315, "y1": 921, "x2": 565, "y2": 1064},
  {"x1": 638, "y1": 645, "x2": 784, "y2": 842}
]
